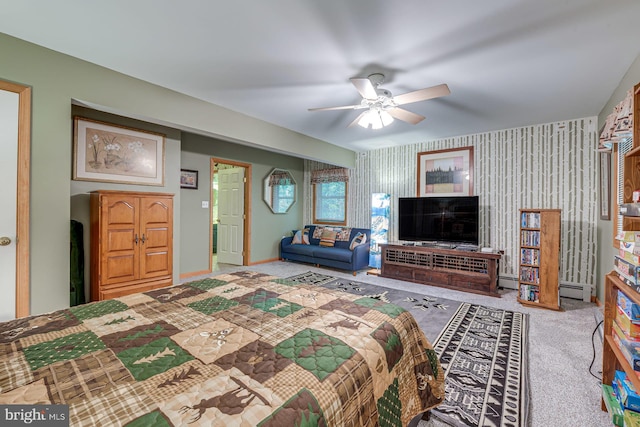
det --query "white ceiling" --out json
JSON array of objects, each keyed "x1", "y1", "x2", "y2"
[{"x1": 2, "y1": 0, "x2": 639, "y2": 152}]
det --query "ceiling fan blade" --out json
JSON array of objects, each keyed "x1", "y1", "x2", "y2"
[
  {"x1": 308, "y1": 104, "x2": 365, "y2": 112},
  {"x1": 350, "y1": 77, "x2": 378, "y2": 100},
  {"x1": 348, "y1": 111, "x2": 369, "y2": 128},
  {"x1": 393, "y1": 83, "x2": 451, "y2": 105},
  {"x1": 387, "y1": 107, "x2": 425, "y2": 125}
]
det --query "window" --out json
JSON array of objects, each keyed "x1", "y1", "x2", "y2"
[
  {"x1": 314, "y1": 181, "x2": 347, "y2": 225},
  {"x1": 311, "y1": 168, "x2": 348, "y2": 225},
  {"x1": 272, "y1": 183, "x2": 294, "y2": 213}
]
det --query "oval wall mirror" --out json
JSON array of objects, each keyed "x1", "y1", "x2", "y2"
[{"x1": 264, "y1": 168, "x2": 296, "y2": 213}]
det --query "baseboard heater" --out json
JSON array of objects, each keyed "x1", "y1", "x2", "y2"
[{"x1": 499, "y1": 275, "x2": 593, "y2": 302}]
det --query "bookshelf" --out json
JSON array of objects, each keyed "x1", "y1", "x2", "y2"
[{"x1": 517, "y1": 209, "x2": 561, "y2": 310}]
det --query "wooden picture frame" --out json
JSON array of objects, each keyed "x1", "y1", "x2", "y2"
[
  {"x1": 180, "y1": 169, "x2": 199, "y2": 189},
  {"x1": 417, "y1": 146, "x2": 474, "y2": 197},
  {"x1": 73, "y1": 117, "x2": 165, "y2": 186},
  {"x1": 600, "y1": 151, "x2": 611, "y2": 220}
]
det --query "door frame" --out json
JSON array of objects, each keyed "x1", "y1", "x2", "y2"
[
  {"x1": 1, "y1": 80, "x2": 31, "y2": 318},
  {"x1": 210, "y1": 157, "x2": 251, "y2": 270}
]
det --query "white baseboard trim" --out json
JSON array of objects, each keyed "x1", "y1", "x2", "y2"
[{"x1": 499, "y1": 276, "x2": 593, "y2": 302}]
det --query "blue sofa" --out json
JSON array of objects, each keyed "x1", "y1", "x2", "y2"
[{"x1": 280, "y1": 225, "x2": 371, "y2": 274}]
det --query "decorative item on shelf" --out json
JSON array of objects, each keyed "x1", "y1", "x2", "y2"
[
  {"x1": 180, "y1": 169, "x2": 198, "y2": 189},
  {"x1": 598, "y1": 88, "x2": 634, "y2": 152},
  {"x1": 73, "y1": 117, "x2": 165, "y2": 186},
  {"x1": 417, "y1": 146, "x2": 474, "y2": 197}
]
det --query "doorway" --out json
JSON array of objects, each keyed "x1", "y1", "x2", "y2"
[
  {"x1": 210, "y1": 158, "x2": 251, "y2": 271},
  {"x1": 0, "y1": 80, "x2": 31, "y2": 320}
]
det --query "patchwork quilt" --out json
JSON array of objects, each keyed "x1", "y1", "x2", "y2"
[{"x1": 0, "y1": 271, "x2": 444, "y2": 426}]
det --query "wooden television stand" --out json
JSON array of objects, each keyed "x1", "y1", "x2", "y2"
[{"x1": 379, "y1": 243, "x2": 502, "y2": 297}]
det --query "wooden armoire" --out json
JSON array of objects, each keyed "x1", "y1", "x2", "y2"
[{"x1": 90, "y1": 190, "x2": 174, "y2": 301}]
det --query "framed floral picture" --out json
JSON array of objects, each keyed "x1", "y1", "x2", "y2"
[
  {"x1": 180, "y1": 169, "x2": 198, "y2": 189},
  {"x1": 417, "y1": 146, "x2": 474, "y2": 197},
  {"x1": 73, "y1": 117, "x2": 165, "y2": 186}
]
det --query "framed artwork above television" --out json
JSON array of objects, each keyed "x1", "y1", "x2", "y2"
[{"x1": 417, "y1": 146, "x2": 474, "y2": 197}]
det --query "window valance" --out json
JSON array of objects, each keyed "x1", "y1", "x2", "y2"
[
  {"x1": 311, "y1": 168, "x2": 349, "y2": 184},
  {"x1": 268, "y1": 170, "x2": 293, "y2": 187}
]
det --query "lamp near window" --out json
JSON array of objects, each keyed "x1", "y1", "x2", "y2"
[{"x1": 357, "y1": 107, "x2": 394, "y2": 130}]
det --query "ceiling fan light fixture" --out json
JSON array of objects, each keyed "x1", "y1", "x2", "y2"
[{"x1": 358, "y1": 108, "x2": 394, "y2": 130}]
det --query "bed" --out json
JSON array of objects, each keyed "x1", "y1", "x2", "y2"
[{"x1": 0, "y1": 271, "x2": 444, "y2": 426}]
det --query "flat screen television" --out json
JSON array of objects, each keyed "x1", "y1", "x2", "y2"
[{"x1": 398, "y1": 196, "x2": 479, "y2": 245}]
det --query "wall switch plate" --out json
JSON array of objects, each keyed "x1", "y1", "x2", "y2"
[{"x1": 201, "y1": 201, "x2": 209, "y2": 208}]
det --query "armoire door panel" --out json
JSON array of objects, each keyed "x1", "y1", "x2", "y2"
[
  {"x1": 144, "y1": 227, "x2": 169, "y2": 248},
  {"x1": 104, "y1": 197, "x2": 138, "y2": 226},
  {"x1": 141, "y1": 199, "x2": 171, "y2": 223},
  {"x1": 104, "y1": 254, "x2": 137, "y2": 284},
  {"x1": 106, "y1": 229, "x2": 137, "y2": 252},
  {"x1": 141, "y1": 251, "x2": 170, "y2": 277}
]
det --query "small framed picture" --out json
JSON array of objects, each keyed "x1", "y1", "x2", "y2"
[{"x1": 180, "y1": 169, "x2": 198, "y2": 189}]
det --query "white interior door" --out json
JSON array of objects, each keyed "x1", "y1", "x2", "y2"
[
  {"x1": 0, "y1": 88, "x2": 19, "y2": 321},
  {"x1": 217, "y1": 167, "x2": 245, "y2": 265}
]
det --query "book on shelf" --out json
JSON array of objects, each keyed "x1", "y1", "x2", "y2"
[
  {"x1": 617, "y1": 272, "x2": 640, "y2": 294},
  {"x1": 519, "y1": 284, "x2": 540, "y2": 302},
  {"x1": 620, "y1": 240, "x2": 640, "y2": 257},
  {"x1": 520, "y1": 248, "x2": 540, "y2": 265},
  {"x1": 616, "y1": 231, "x2": 640, "y2": 243},
  {"x1": 520, "y1": 211, "x2": 541, "y2": 228},
  {"x1": 615, "y1": 256, "x2": 640, "y2": 281},
  {"x1": 620, "y1": 249, "x2": 640, "y2": 265},
  {"x1": 519, "y1": 266, "x2": 540, "y2": 284},
  {"x1": 520, "y1": 230, "x2": 540, "y2": 246}
]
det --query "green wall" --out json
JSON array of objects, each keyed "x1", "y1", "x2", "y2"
[
  {"x1": 0, "y1": 32, "x2": 352, "y2": 315},
  {"x1": 180, "y1": 134, "x2": 304, "y2": 273},
  {"x1": 596, "y1": 53, "x2": 640, "y2": 301}
]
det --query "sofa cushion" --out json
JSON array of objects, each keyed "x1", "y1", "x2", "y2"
[
  {"x1": 319, "y1": 229, "x2": 337, "y2": 247},
  {"x1": 312, "y1": 246, "x2": 353, "y2": 263},
  {"x1": 283, "y1": 243, "x2": 317, "y2": 257}
]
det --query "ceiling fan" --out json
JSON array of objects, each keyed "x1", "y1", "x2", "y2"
[{"x1": 308, "y1": 73, "x2": 450, "y2": 129}]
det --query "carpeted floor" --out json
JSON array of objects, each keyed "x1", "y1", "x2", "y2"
[
  {"x1": 286, "y1": 271, "x2": 529, "y2": 427},
  {"x1": 187, "y1": 261, "x2": 610, "y2": 427}
]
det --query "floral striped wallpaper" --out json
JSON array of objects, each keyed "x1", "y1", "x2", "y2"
[{"x1": 304, "y1": 116, "x2": 598, "y2": 287}]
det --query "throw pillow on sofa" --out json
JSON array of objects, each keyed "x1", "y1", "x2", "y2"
[
  {"x1": 292, "y1": 228, "x2": 310, "y2": 245},
  {"x1": 319, "y1": 229, "x2": 337, "y2": 247},
  {"x1": 350, "y1": 232, "x2": 367, "y2": 250}
]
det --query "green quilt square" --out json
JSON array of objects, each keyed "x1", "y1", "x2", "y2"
[
  {"x1": 116, "y1": 337, "x2": 194, "y2": 381},
  {"x1": 125, "y1": 410, "x2": 172, "y2": 427},
  {"x1": 187, "y1": 296, "x2": 239, "y2": 315},
  {"x1": 354, "y1": 297, "x2": 405, "y2": 318},
  {"x1": 252, "y1": 297, "x2": 304, "y2": 318},
  {"x1": 377, "y1": 378, "x2": 402, "y2": 427},
  {"x1": 69, "y1": 299, "x2": 129, "y2": 321},
  {"x1": 371, "y1": 322, "x2": 404, "y2": 372},
  {"x1": 24, "y1": 330, "x2": 106, "y2": 370},
  {"x1": 275, "y1": 328, "x2": 355, "y2": 381},
  {"x1": 187, "y1": 278, "x2": 228, "y2": 291}
]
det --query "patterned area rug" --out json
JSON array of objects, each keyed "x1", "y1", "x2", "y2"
[
  {"x1": 286, "y1": 272, "x2": 530, "y2": 427},
  {"x1": 432, "y1": 303, "x2": 529, "y2": 427},
  {"x1": 285, "y1": 272, "x2": 461, "y2": 341}
]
